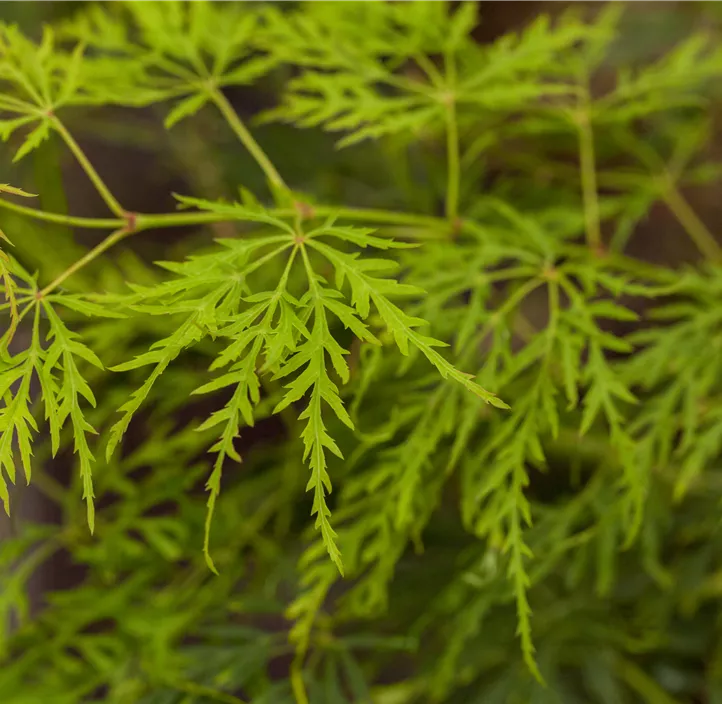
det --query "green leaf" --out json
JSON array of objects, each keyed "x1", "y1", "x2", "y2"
[
  {"x1": 0, "y1": 355, "x2": 37, "y2": 508},
  {"x1": 46, "y1": 294, "x2": 126, "y2": 319},
  {"x1": 195, "y1": 342, "x2": 263, "y2": 573},
  {"x1": 164, "y1": 91, "x2": 209, "y2": 129},
  {"x1": 107, "y1": 315, "x2": 205, "y2": 461},
  {"x1": 43, "y1": 302, "x2": 102, "y2": 531},
  {"x1": 61, "y1": 2, "x2": 277, "y2": 106},
  {"x1": 0, "y1": 183, "x2": 37, "y2": 198},
  {"x1": 13, "y1": 120, "x2": 51, "y2": 163},
  {"x1": 273, "y1": 291, "x2": 352, "y2": 573},
  {"x1": 308, "y1": 239, "x2": 506, "y2": 408}
]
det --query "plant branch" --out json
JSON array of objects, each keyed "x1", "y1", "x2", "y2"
[
  {"x1": 133, "y1": 204, "x2": 450, "y2": 235},
  {"x1": 443, "y1": 52, "x2": 460, "y2": 223},
  {"x1": 0, "y1": 197, "x2": 124, "y2": 228},
  {"x1": 290, "y1": 653, "x2": 310, "y2": 704},
  {"x1": 445, "y1": 97, "x2": 460, "y2": 222},
  {"x1": 38, "y1": 227, "x2": 131, "y2": 298},
  {"x1": 612, "y1": 128, "x2": 722, "y2": 262},
  {"x1": 660, "y1": 174, "x2": 722, "y2": 263},
  {"x1": 575, "y1": 79, "x2": 602, "y2": 252},
  {"x1": 298, "y1": 205, "x2": 447, "y2": 232},
  {"x1": 0, "y1": 202, "x2": 446, "y2": 234},
  {"x1": 208, "y1": 87, "x2": 288, "y2": 193},
  {"x1": 4, "y1": 194, "x2": 676, "y2": 301},
  {"x1": 134, "y1": 210, "x2": 239, "y2": 230},
  {"x1": 51, "y1": 116, "x2": 126, "y2": 218}
]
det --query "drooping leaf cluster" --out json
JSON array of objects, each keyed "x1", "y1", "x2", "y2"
[{"x1": 1, "y1": 2, "x2": 722, "y2": 703}]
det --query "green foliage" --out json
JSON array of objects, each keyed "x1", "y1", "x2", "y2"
[{"x1": 1, "y1": 2, "x2": 722, "y2": 703}]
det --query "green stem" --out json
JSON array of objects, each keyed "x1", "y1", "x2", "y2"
[
  {"x1": 208, "y1": 87, "x2": 288, "y2": 193},
  {"x1": 609, "y1": 128, "x2": 721, "y2": 262},
  {"x1": 38, "y1": 227, "x2": 131, "y2": 297},
  {"x1": 290, "y1": 653, "x2": 310, "y2": 704},
  {"x1": 576, "y1": 80, "x2": 601, "y2": 252},
  {"x1": 305, "y1": 206, "x2": 446, "y2": 232},
  {"x1": 51, "y1": 117, "x2": 126, "y2": 217},
  {"x1": 414, "y1": 53, "x2": 444, "y2": 89},
  {"x1": 443, "y1": 52, "x2": 460, "y2": 223},
  {"x1": 661, "y1": 175, "x2": 722, "y2": 263},
  {"x1": 445, "y1": 96, "x2": 460, "y2": 222},
  {"x1": 473, "y1": 277, "x2": 546, "y2": 352},
  {"x1": 0, "y1": 197, "x2": 123, "y2": 228},
  {"x1": 0, "y1": 197, "x2": 447, "y2": 235},
  {"x1": 134, "y1": 210, "x2": 237, "y2": 230},
  {"x1": 513, "y1": 311, "x2": 538, "y2": 344},
  {"x1": 560, "y1": 242, "x2": 676, "y2": 284},
  {"x1": 11, "y1": 195, "x2": 678, "y2": 301},
  {"x1": 142, "y1": 204, "x2": 449, "y2": 235},
  {"x1": 2, "y1": 201, "x2": 449, "y2": 300}
]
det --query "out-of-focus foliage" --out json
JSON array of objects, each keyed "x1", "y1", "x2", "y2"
[{"x1": 1, "y1": 2, "x2": 722, "y2": 703}]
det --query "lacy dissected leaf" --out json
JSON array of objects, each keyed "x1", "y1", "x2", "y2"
[
  {"x1": 439, "y1": 248, "x2": 665, "y2": 673},
  {"x1": 0, "y1": 25, "x2": 90, "y2": 158},
  {"x1": 256, "y1": 2, "x2": 471, "y2": 146},
  {"x1": 42, "y1": 302, "x2": 103, "y2": 530},
  {"x1": 106, "y1": 314, "x2": 209, "y2": 461},
  {"x1": 272, "y1": 252, "x2": 373, "y2": 574},
  {"x1": 460, "y1": 347, "x2": 558, "y2": 683},
  {"x1": 0, "y1": 255, "x2": 18, "y2": 352},
  {"x1": 0, "y1": 192, "x2": 36, "y2": 350},
  {"x1": 107, "y1": 195, "x2": 503, "y2": 573},
  {"x1": 260, "y1": 4, "x2": 598, "y2": 147},
  {"x1": 190, "y1": 251, "x2": 301, "y2": 571},
  {"x1": 194, "y1": 344, "x2": 262, "y2": 573},
  {"x1": 453, "y1": 12, "x2": 596, "y2": 108},
  {"x1": 555, "y1": 264, "x2": 681, "y2": 539},
  {"x1": 0, "y1": 186, "x2": 65, "y2": 352},
  {"x1": 286, "y1": 386, "x2": 451, "y2": 655},
  {"x1": 596, "y1": 34, "x2": 722, "y2": 123},
  {"x1": 624, "y1": 267, "x2": 722, "y2": 500},
  {"x1": 106, "y1": 224, "x2": 292, "y2": 456},
  {"x1": 0, "y1": 295, "x2": 102, "y2": 528},
  {"x1": 170, "y1": 197, "x2": 505, "y2": 408},
  {"x1": 0, "y1": 341, "x2": 37, "y2": 513},
  {"x1": 307, "y1": 237, "x2": 505, "y2": 407},
  {"x1": 259, "y1": 1, "x2": 466, "y2": 69},
  {"x1": 61, "y1": 1, "x2": 279, "y2": 116},
  {"x1": 105, "y1": 226, "x2": 298, "y2": 565}
]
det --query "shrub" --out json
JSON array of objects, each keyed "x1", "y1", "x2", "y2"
[{"x1": 2, "y1": 2, "x2": 722, "y2": 702}]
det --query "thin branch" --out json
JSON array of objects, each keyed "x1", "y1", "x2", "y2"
[
  {"x1": 4, "y1": 191, "x2": 677, "y2": 300},
  {"x1": 611, "y1": 128, "x2": 722, "y2": 262},
  {"x1": 38, "y1": 227, "x2": 131, "y2": 298},
  {"x1": 51, "y1": 116, "x2": 126, "y2": 218},
  {"x1": 660, "y1": 174, "x2": 722, "y2": 263},
  {"x1": 208, "y1": 87, "x2": 288, "y2": 193},
  {"x1": 443, "y1": 53, "x2": 460, "y2": 223},
  {"x1": 575, "y1": 78, "x2": 602, "y2": 252},
  {"x1": 445, "y1": 96, "x2": 460, "y2": 222},
  {"x1": 0, "y1": 197, "x2": 123, "y2": 228},
  {"x1": 290, "y1": 652, "x2": 310, "y2": 704},
  {"x1": 298, "y1": 205, "x2": 447, "y2": 232},
  {"x1": 134, "y1": 210, "x2": 239, "y2": 230}
]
